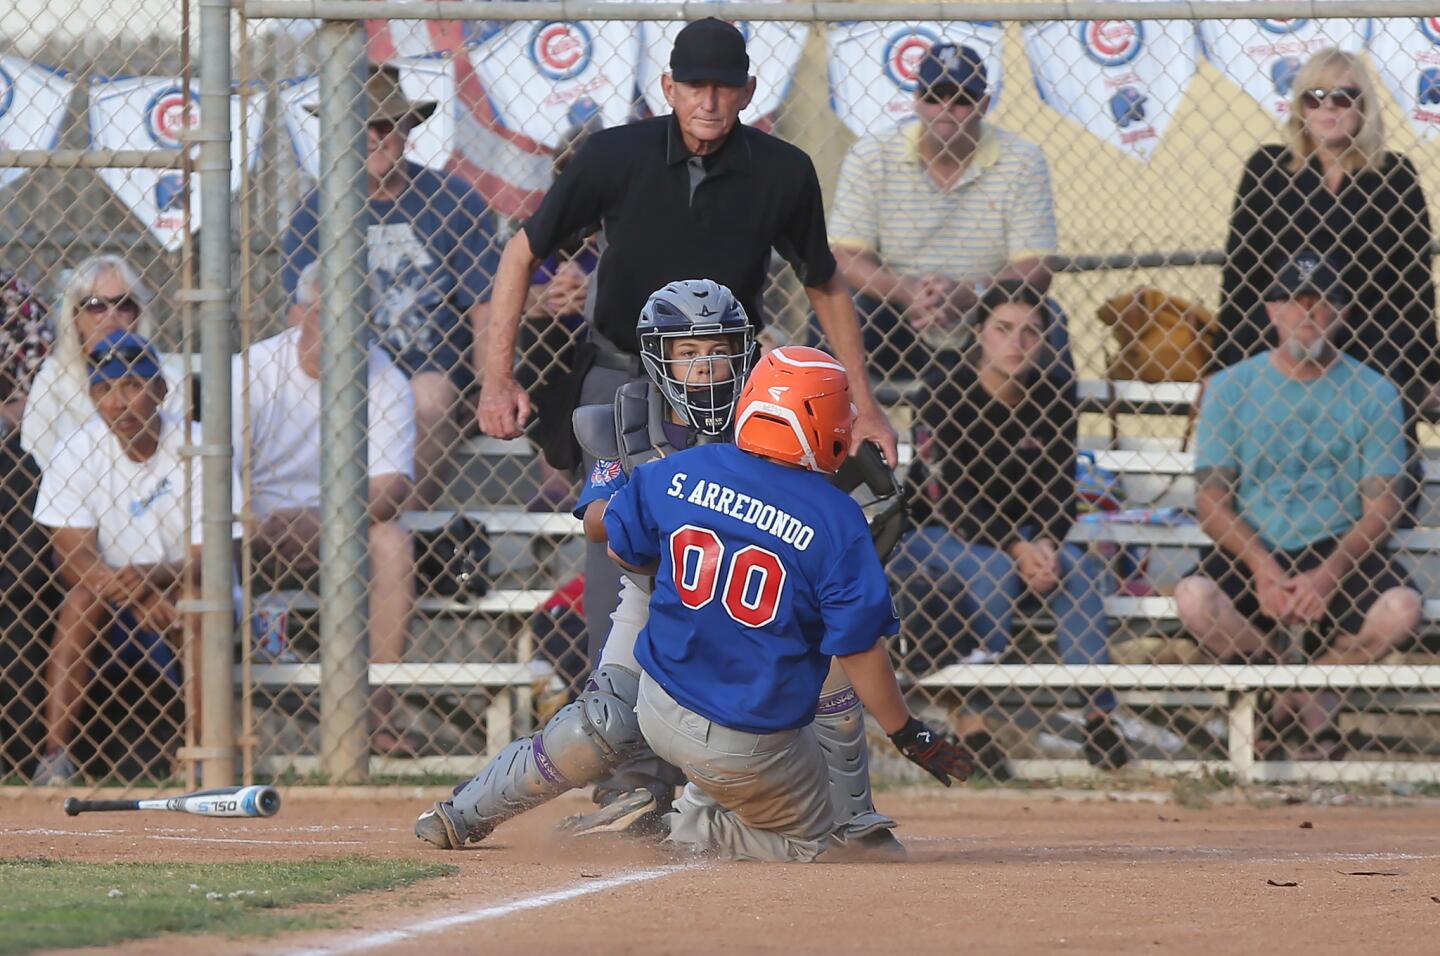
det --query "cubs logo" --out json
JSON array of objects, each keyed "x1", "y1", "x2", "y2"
[
  {"x1": 881, "y1": 26, "x2": 941, "y2": 92},
  {"x1": 591, "y1": 459, "x2": 623, "y2": 484},
  {"x1": 155, "y1": 174, "x2": 186, "y2": 212},
  {"x1": 0, "y1": 64, "x2": 14, "y2": 120},
  {"x1": 529, "y1": 22, "x2": 593, "y2": 82},
  {"x1": 144, "y1": 86, "x2": 199, "y2": 149},
  {"x1": 1420, "y1": 17, "x2": 1440, "y2": 46},
  {"x1": 1419, "y1": 69, "x2": 1440, "y2": 106},
  {"x1": 1078, "y1": 20, "x2": 1144, "y2": 68},
  {"x1": 1258, "y1": 18, "x2": 1308, "y2": 35},
  {"x1": 1271, "y1": 56, "x2": 1301, "y2": 96},
  {"x1": 1109, "y1": 86, "x2": 1148, "y2": 128}
]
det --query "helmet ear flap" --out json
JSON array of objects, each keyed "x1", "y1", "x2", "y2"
[{"x1": 735, "y1": 346, "x2": 852, "y2": 473}]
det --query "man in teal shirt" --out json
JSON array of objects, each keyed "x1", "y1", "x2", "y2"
[{"x1": 1175, "y1": 250, "x2": 1422, "y2": 758}]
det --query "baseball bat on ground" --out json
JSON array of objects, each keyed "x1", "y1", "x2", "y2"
[{"x1": 63, "y1": 785, "x2": 281, "y2": 818}]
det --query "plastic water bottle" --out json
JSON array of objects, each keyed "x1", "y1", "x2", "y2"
[{"x1": 251, "y1": 595, "x2": 295, "y2": 663}]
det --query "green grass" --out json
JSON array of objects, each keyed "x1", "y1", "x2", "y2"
[{"x1": 0, "y1": 856, "x2": 457, "y2": 955}]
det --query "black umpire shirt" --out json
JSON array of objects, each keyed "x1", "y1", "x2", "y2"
[{"x1": 523, "y1": 113, "x2": 838, "y2": 355}]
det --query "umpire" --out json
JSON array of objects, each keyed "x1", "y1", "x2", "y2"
[{"x1": 478, "y1": 16, "x2": 899, "y2": 649}]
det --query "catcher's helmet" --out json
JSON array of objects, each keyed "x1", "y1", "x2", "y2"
[
  {"x1": 735, "y1": 346, "x2": 853, "y2": 474},
  {"x1": 637, "y1": 279, "x2": 756, "y2": 436}
]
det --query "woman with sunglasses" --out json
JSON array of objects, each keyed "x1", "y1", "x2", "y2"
[
  {"x1": 1215, "y1": 49, "x2": 1438, "y2": 434},
  {"x1": 20, "y1": 255, "x2": 184, "y2": 473}
]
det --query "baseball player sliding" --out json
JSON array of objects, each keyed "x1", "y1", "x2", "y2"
[
  {"x1": 417, "y1": 281, "x2": 956, "y2": 860},
  {"x1": 603, "y1": 345, "x2": 972, "y2": 861}
]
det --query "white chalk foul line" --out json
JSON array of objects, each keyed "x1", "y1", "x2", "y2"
[
  {"x1": 285, "y1": 864, "x2": 694, "y2": 956},
  {"x1": 147, "y1": 835, "x2": 365, "y2": 846}
]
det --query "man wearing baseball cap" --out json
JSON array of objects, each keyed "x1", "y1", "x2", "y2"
[
  {"x1": 474, "y1": 15, "x2": 897, "y2": 841},
  {"x1": 283, "y1": 62, "x2": 501, "y2": 507},
  {"x1": 829, "y1": 40, "x2": 1064, "y2": 376},
  {"x1": 1177, "y1": 249, "x2": 1420, "y2": 759},
  {"x1": 32, "y1": 331, "x2": 241, "y2": 784}
]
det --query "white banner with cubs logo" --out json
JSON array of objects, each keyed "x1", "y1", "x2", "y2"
[
  {"x1": 827, "y1": 21, "x2": 1004, "y2": 138},
  {"x1": 0, "y1": 55, "x2": 75, "y2": 191},
  {"x1": 1197, "y1": 12, "x2": 1371, "y2": 119},
  {"x1": 472, "y1": 20, "x2": 638, "y2": 148},
  {"x1": 1026, "y1": 18, "x2": 1197, "y2": 161},
  {"x1": 281, "y1": 55, "x2": 456, "y2": 181},
  {"x1": 1370, "y1": 18, "x2": 1440, "y2": 141},
  {"x1": 636, "y1": 1, "x2": 807, "y2": 126},
  {"x1": 89, "y1": 77, "x2": 264, "y2": 251}
]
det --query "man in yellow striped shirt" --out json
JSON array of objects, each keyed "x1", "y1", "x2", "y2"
[{"x1": 828, "y1": 42, "x2": 1061, "y2": 377}]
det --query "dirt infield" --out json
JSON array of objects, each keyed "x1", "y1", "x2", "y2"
[{"x1": 4, "y1": 787, "x2": 1440, "y2": 955}]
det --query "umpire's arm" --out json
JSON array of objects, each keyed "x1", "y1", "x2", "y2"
[
  {"x1": 807, "y1": 273, "x2": 899, "y2": 466},
  {"x1": 477, "y1": 229, "x2": 545, "y2": 439}
]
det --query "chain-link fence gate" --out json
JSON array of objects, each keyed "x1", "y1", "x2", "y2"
[{"x1": 5, "y1": 1, "x2": 1440, "y2": 793}]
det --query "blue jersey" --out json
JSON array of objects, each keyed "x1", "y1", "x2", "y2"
[{"x1": 604, "y1": 443, "x2": 899, "y2": 734}]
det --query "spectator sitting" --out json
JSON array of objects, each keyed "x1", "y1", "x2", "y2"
[
  {"x1": 828, "y1": 42, "x2": 1067, "y2": 380},
  {"x1": 1215, "y1": 48, "x2": 1437, "y2": 515},
  {"x1": 22, "y1": 255, "x2": 186, "y2": 474},
  {"x1": 32, "y1": 332, "x2": 240, "y2": 784},
  {"x1": 236, "y1": 260, "x2": 420, "y2": 756},
  {"x1": 282, "y1": 63, "x2": 501, "y2": 506},
  {"x1": 0, "y1": 269, "x2": 55, "y2": 778},
  {"x1": 1176, "y1": 250, "x2": 1422, "y2": 759},
  {"x1": 894, "y1": 280, "x2": 1125, "y2": 774}
]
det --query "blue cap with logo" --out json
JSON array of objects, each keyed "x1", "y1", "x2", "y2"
[
  {"x1": 916, "y1": 42, "x2": 987, "y2": 98},
  {"x1": 88, "y1": 330, "x2": 164, "y2": 388}
]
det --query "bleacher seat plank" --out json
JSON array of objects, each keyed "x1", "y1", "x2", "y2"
[
  {"x1": 1104, "y1": 595, "x2": 1440, "y2": 622},
  {"x1": 913, "y1": 662, "x2": 1440, "y2": 691},
  {"x1": 267, "y1": 588, "x2": 549, "y2": 616},
  {"x1": 239, "y1": 661, "x2": 543, "y2": 688}
]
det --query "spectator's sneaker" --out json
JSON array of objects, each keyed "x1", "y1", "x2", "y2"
[
  {"x1": 415, "y1": 800, "x2": 487, "y2": 850},
  {"x1": 556, "y1": 790, "x2": 663, "y2": 838},
  {"x1": 34, "y1": 749, "x2": 77, "y2": 787},
  {"x1": 961, "y1": 729, "x2": 1013, "y2": 782},
  {"x1": 1083, "y1": 714, "x2": 1131, "y2": 771}
]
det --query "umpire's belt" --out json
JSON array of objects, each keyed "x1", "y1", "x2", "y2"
[{"x1": 589, "y1": 334, "x2": 643, "y2": 376}]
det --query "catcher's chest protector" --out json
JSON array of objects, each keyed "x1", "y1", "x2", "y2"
[{"x1": 615, "y1": 380, "x2": 674, "y2": 475}]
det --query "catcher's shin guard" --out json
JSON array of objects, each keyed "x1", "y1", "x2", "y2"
[
  {"x1": 447, "y1": 665, "x2": 646, "y2": 840},
  {"x1": 813, "y1": 678, "x2": 898, "y2": 840}
]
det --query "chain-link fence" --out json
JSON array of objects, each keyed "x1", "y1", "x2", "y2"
[{"x1": 5, "y1": 2, "x2": 1440, "y2": 792}]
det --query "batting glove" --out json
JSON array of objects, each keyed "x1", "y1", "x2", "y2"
[{"x1": 890, "y1": 717, "x2": 974, "y2": 786}]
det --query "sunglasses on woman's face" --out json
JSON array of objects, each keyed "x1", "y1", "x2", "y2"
[
  {"x1": 1300, "y1": 86, "x2": 1362, "y2": 110},
  {"x1": 79, "y1": 294, "x2": 141, "y2": 318}
]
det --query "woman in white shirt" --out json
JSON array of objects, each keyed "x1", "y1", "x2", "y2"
[{"x1": 21, "y1": 256, "x2": 182, "y2": 472}]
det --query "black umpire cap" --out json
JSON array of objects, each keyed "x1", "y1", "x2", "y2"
[{"x1": 670, "y1": 18, "x2": 750, "y2": 87}]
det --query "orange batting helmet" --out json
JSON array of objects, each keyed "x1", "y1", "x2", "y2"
[{"x1": 734, "y1": 346, "x2": 853, "y2": 474}]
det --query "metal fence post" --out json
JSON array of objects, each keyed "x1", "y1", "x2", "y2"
[
  {"x1": 197, "y1": 0, "x2": 238, "y2": 787},
  {"x1": 316, "y1": 20, "x2": 371, "y2": 784}
]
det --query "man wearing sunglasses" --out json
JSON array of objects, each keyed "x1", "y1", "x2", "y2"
[
  {"x1": 282, "y1": 64, "x2": 501, "y2": 507},
  {"x1": 31, "y1": 331, "x2": 242, "y2": 784},
  {"x1": 829, "y1": 42, "x2": 1063, "y2": 378}
]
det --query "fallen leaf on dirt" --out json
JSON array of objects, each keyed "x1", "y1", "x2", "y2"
[
  {"x1": 1430, "y1": 896, "x2": 1440, "y2": 903},
  {"x1": 1298, "y1": 821, "x2": 1313, "y2": 829},
  {"x1": 1266, "y1": 880, "x2": 1299, "y2": 887},
  {"x1": 1341, "y1": 871, "x2": 1399, "y2": 877}
]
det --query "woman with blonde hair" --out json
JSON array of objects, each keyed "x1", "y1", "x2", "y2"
[
  {"x1": 20, "y1": 255, "x2": 183, "y2": 472},
  {"x1": 1215, "y1": 48, "x2": 1438, "y2": 407}
]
